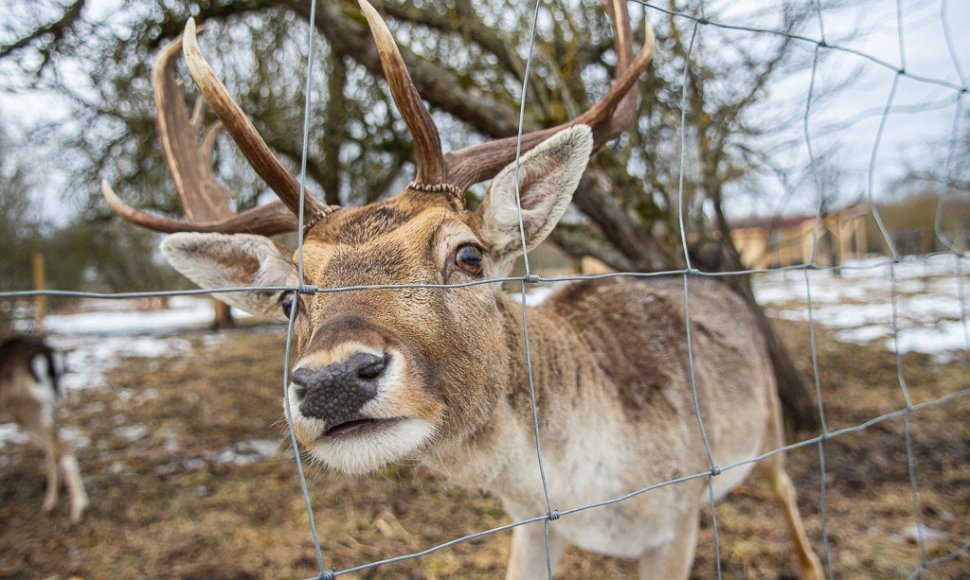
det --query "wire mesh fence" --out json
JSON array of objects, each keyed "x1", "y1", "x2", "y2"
[{"x1": 2, "y1": 0, "x2": 969, "y2": 578}]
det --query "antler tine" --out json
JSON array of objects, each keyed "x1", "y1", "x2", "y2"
[
  {"x1": 200, "y1": 121, "x2": 223, "y2": 167},
  {"x1": 604, "y1": 0, "x2": 636, "y2": 135},
  {"x1": 102, "y1": 180, "x2": 299, "y2": 235},
  {"x1": 189, "y1": 96, "x2": 205, "y2": 132},
  {"x1": 154, "y1": 27, "x2": 234, "y2": 222},
  {"x1": 444, "y1": 6, "x2": 655, "y2": 191},
  {"x1": 182, "y1": 18, "x2": 330, "y2": 219},
  {"x1": 103, "y1": 25, "x2": 333, "y2": 238},
  {"x1": 357, "y1": 0, "x2": 448, "y2": 187}
]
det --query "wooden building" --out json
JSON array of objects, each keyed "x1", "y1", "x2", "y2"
[{"x1": 730, "y1": 203, "x2": 871, "y2": 269}]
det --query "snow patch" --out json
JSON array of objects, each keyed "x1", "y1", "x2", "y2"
[
  {"x1": 0, "y1": 424, "x2": 30, "y2": 450},
  {"x1": 151, "y1": 438, "x2": 282, "y2": 475},
  {"x1": 899, "y1": 524, "x2": 948, "y2": 544},
  {"x1": 752, "y1": 254, "x2": 969, "y2": 358},
  {"x1": 509, "y1": 286, "x2": 555, "y2": 305},
  {"x1": 13, "y1": 297, "x2": 262, "y2": 395},
  {"x1": 115, "y1": 425, "x2": 150, "y2": 442}
]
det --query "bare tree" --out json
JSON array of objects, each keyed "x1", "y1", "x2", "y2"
[{"x1": 0, "y1": 0, "x2": 826, "y2": 429}]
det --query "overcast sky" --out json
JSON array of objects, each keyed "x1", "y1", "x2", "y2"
[
  {"x1": 1, "y1": 0, "x2": 967, "y2": 222},
  {"x1": 725, "y1": 0, "x2": 969, "y2": 217}
]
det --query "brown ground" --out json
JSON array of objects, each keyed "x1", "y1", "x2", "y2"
[{"x1": 1, "y1": 319, "x2": 967, "y2": 579}]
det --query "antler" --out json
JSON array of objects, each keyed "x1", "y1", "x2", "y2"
[
  {"x1": 103, "y1": 22, "x2": 334, "y2": 236},
  {"x1": 107, "y1": 1, "x2": 651, "y2": 235},
  {"x1": 153, "y1": 31, "x2": 233, "y2": 222},
  {"x1": 356, "y1": 0, "x2": 654, "y2": 196},
  {"x1": 101, "y1": 181, "x2": 298, "y2": 235},
  {"x1": 443, "y1": 0, "x2": 654, "y2": 191},
  {"x1": 358, "y1": 0, "x2": 447, "y2": 188},
  {"x1": 181, "y1": 18, "x2": 332, "y2": 221}
]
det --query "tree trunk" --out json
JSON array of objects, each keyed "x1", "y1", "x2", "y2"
[
  {"x1": 707, "y1": 201, "x2": 821, "y2": 434},
  {"x1": 728, "y1": 277, "x2": 821, "y2": 433},
  {"x1": 212, "y1": 300, "x2": 234, "y2": 330}
]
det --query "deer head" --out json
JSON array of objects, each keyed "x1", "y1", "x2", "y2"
[{"x1": 104, "y1": 0, "x2": 654, "y2": 474}]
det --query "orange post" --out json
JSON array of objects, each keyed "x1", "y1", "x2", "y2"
[{"x1": 33, "y1": 252, "x2": 46, "y2": 329}]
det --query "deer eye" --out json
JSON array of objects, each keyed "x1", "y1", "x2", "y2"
[
  {"x1": 455, "y1": 244, "x2": 483, "y2": 275},
  {"x1": 280, "y1": 292, "x2": 298, "y2": 318}
]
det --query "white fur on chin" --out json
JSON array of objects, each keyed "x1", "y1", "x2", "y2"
[{"x1": 308, "y1": 418, "x2": 435, "y2": 475}]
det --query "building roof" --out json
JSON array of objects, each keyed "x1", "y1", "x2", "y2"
[{"x1": 729, "y1": 202, "x2": 869, "y2": 231}]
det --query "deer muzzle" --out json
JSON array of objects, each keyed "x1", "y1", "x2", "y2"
[{"x1": 292, "y1": 352, "x2": 390, "y2": 427}]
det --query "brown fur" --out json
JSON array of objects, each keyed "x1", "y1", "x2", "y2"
[
  {"x1": 159, "y1": 127, "x2": 822, "y2": 578},
  {"x1": 286, "y1": 196, "x2": 821, "y2": 578}
]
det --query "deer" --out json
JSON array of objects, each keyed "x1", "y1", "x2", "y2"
[
  {"x1": 100, "y1": 1, "x2": 824, "y2": 577},
  {"x1": 0, "y1": 334, "x2": 89, "y2": 523}
]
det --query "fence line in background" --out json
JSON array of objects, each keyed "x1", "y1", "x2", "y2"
[
  {"x1": 284, "y1": 0, "x2": 327, "y2": 573},
  {"x1": 510, "y1": 0, "x2": 561, "y2": 575},
  {"x1": 2, "y1": 254, "x2": 965, "y2": 302},
  {"x1": 864, "y1": 0, "x2": 929, "y2": 570},
  {"x1": 801, "y1": 5, "x2": 835, "y2": 572},
  {"x1": 675, "y1": 7, "x2": 725, "y2": 576}
]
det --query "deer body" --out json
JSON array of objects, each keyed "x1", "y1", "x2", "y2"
[
  {"x1": 0, "y1": 335, "x2": 89, "y2": 523},
  {"x1": 422, "y1": 277, "x2": 780, "y2": 575},
  {"x1": 104, "y1": 1, "x2": 822, "y2": 576},
  {"x1": 434, "y1": 276, "x2": 769, "y2": 503}
]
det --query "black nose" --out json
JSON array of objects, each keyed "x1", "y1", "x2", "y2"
[{"x1": 291, "y1": 353, "x2": 388, "y2": 424}]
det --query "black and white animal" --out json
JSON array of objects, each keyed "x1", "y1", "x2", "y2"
[{"x1": 0, "y1": 334, "x2": 89, "y2": 522}]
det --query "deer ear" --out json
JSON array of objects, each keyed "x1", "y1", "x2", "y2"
[
  {"x1": 475, "y1": 125, "x2": 593, "y2": 275},
  {"x1": 161, "y1": 233, "x2": 296, "y2": 322}
]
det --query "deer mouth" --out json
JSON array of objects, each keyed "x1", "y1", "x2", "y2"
[
  {"x1": 306, "y1": 415, "x2": 435, "y2": 475},
  {"x1": 323, "y1": 417, "x2": 405, "y2": 438}
]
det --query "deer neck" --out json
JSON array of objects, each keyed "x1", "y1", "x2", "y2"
[{"x1": 420, "y1": 290, "x2": 583, "y2": 494}]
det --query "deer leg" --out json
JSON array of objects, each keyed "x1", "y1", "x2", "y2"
[
  {"x1": 755, "y1": 455, "x2": 824, "y2": 580},
  {"x1": 56, "y1": 438, "x2": 89, "y2": 523},
  {"x1": 638, "y1": 504, "x2": 700, "y2": 580},
  {"x1": 13, "y1": 369, "x2": 65, "y2": 516},
  {"x1": 20, "y1": 400, "x2": 87, "y2": 521},
  {"x1": 40, "y1": 434, "x2": 60, "y2": 513},
  {"x1": 505, "y1": 523, "x2": 566, "y2": 580},
  {"x1": 756, "y1": 395, "x2": 824, "y2": 580},
  {"x1": 20, "y1": 420, "x2": 60, "y2": 512},
  {"x1": 21, "y1": 408, "x2": 60, "y2": 514}
]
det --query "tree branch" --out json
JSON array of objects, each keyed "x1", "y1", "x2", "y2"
[
  {"x1": 573, "y1": 168, "x2": 679, "y2": 271},
  {"x1": 320, "y1": 51, "x2": 348, "y2": 206},
  {"x1": 0, "y1": 0, "x2": 87, "y2": 61},
  {"x1": 381, "y1": 0, "x2": 524, "y2": 82},
  {"x1": 283, "y1": 0, "x2": 526, "y2": 138}
]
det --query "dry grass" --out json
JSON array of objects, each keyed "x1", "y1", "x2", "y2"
[{"x1": 1, "y1": 320, "x2": 967, "y2": 578}]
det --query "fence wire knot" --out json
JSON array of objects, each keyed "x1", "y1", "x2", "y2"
[
  {"x1": 523, "y1": 274, "x2": 542, "y2": 284},
  {"x1": 298, "y1": 285, "x2": 318, "y2": 295},
  {"x1": 317, "y1": 569, "x2": 337, "y2": 580},
  {"x1": 709, "y1": 466, "x2": 722, "y2": 477},
  {"x1": 547, "y1": 509, "x2": 561, "y2": 521}
]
